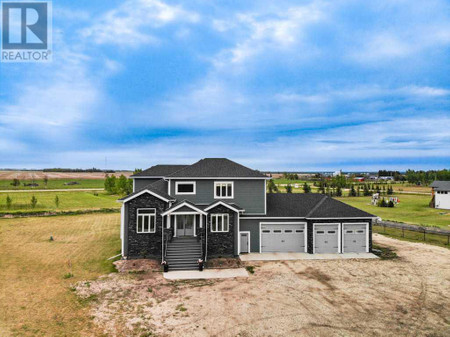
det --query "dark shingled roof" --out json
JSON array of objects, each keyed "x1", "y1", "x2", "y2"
[
  {"x1": 166, "y1": 158, "x2": 267, "y2": 178},
  {"x1": 119, "y1": 179, "x2": 173, "y2": 201},
  {"x1": 307, "y1": 196, "x2": 375, "y2": 218},
  {"x1": 430, "y1": 181, "x2": 450, "y2": 191},
  {"x1": 242, "y1": 193, "x2": 374, "y2": 218},
  {"x1": 131, "y1": 165, "x2": 188, "y2": 177}
]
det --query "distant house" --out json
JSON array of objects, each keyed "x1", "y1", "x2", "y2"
[
  {"x1": 430, "y1": 181, "x2": 450, "y2": 210},
  {"x1": 378, "y1": 176, "x2": 394, "y2": 181},
  {"x1": 119, "y1": 158, "x2": 375, "y2": 270},
  {"x1": 353, "y1": 177, "x2": 365, "y2": 182}
]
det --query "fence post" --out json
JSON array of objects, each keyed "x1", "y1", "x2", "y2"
[
  {"x1": 402, "y1": 227, "x2": 404, "y2": 238},
  {"x1": 447, "y1": 235, "x2": 449, "y2": 246},
  {"x1": 423, "y1": 229, "x2": 426, "y2": 241}
]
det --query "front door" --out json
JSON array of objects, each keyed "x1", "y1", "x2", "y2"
[{"x1": 176, "y1": 215, "x2": 194, "y2": 237}]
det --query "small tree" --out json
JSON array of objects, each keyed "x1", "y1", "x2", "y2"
[
  {"x1": 387, "y1": 200, "x2": 394, "y2": 208},
  {"x1": 377, "y1": 197, "x2": 387, "y2": 207},
  {"x1": 116, "y1": 174, "x2": 129, "y2": 195},
  {"x1": 55, "y1": 195, "x2": 59, "y2": 208},
  {"x1": 6, "y1": 195, "x2": 12, "y2": 209},
  {"x1": 336, "y1": 186, "x2": 342, "y2": 197},
  {"x1": 285, "y1": 184, "x2": 292, "y2": 193},
  {"x1": 11, "y1": 178, "x2": 20, "y2": 187},
  {"x1": 387, "y1": 185, "x2": 393, "y2": 195},
  {"x1": 30, "y1": 195, "x2": 37, "y2": 208},
  {"x1": 268, "y1": 179, "x2": 278, "y2": 193},
  {"x1": 43, "y1": 175, "x2": 48, "y2": 186},
  {"x1": 303, "y1": 182, "x2": 311, "y2": 193},
  {"x1": 349, "y1": 185, "x2": 357, "y2": 197}
]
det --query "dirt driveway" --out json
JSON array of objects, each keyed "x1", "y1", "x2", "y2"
[{"x1": 76, "y1": 234, "x2": 450, "y2": 336}]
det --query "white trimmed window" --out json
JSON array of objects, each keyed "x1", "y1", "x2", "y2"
[
  {"x1": 211, "y1": 214, "x2": 229, "y2": 232},
  {"x1": 175, "y1": 181, "x2": 196, "y2": 195},
  {"x1": 214, "y1": 181, "x2": 233, "y2": 199},
  {"x1": 137, "y1": 209, "x2": 156, "y2": 233}
]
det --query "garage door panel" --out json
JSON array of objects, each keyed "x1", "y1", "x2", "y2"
[
  {"x1": 314, "y1": 224, "x2": 339, "y2": 253},
  {"x1": 261, "y1": 224, "x2": 305, "y2": 253},
  {"x1": 343, "y1": 223, "x2": 367, "y2": 253}
]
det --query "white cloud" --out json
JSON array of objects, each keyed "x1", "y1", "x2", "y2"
[
  {"x1": 212, "y1": 3, "x2": 325, "y2": 67},
  {"x1": 80, "y1": 0, "x2": 200, "y2": 47}
]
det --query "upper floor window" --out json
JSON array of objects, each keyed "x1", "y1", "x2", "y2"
[
  {"x1": 214, "y1": 181, "x2": 233, "y2": 199},
  {"x1": 137, "y1": 208, "x2": 156, "y2": 233},
  {"x1": 175, "y1": 181, "x2": 196, "y2": 195}
]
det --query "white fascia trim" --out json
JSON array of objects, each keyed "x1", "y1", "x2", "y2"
[
  {"x1": 242, "y1": 217, "x2": 306, "y2": 220},
  {"x1": 161, "y1": 201, "x2": 207, "y2": 216},
  {"x1": 168, "y1": 177, "x2": 270, "y2": 180},
  {"x1": 122, "y1": 189, "x2": 174, "y2": 203},
  {"x1": 307, "y1": 217, "x2": 375, "y2": 220},
  {"x1": 204, "y1": 200, "x2": 243, "y2": 213},
  {"x1": 120, "y1": 204, "x2": 125, "y2": 256},
  {"x1": 175, "y1": 181, "x2": 196, "y2": 195}
]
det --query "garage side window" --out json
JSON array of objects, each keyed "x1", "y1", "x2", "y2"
[
  {"x1": 137, "y1": 209, "x2": 156, "y2": 233},
  {"x1": 211, "y1": 214, "x2": 229, "y2": 232}
]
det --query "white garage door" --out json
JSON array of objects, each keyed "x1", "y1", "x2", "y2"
[
  {"x1": 314, "y1": 223, "x2": 339, "y2": 253},
  {"x1": 261, "y1": 223, "x2": 306, "y2": 253},
  {"x1": 343, "y1": 223, "x2": 368, "y2": 253}
]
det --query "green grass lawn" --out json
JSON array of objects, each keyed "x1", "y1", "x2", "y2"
[
  {"x1": 0, "y1": 178, "x2": 105, "y2": 190},
  {"x1": 0, "y1": 191, "x2": 120, "y2": 213},
  {"x1": 337, "y1": 194, "x2": 450, "y2": 229}
]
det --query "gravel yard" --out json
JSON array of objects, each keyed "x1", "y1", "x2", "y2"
[{"x1": 76, "y1": 234, "x2": 450, "y2": 336}]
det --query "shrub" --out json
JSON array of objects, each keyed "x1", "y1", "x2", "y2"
[
  {"x1": 63, "y1": 273, "x2": 73, "y2": 279},
  {"x1": 246, "y1": 266, "x2": 255, "y2": 274},
  {"x1": 388, "y1": 200, "x2": 395, "y2": 208},
  {"x1": 303, "y1": 183, "x2": 311, "y2": 193},
  {"x1": 336, "y1": 186, "x2": 342, "y2": 197},
  {"x1": 54, "y1": 195, "x2": 59, "y2": 208},
  {"x1": 6, "y1": 195, "x2": 12, "y2": 209},
  {"x1": 30, "y1": 195, "x2": 37, "y2": 209},
  {"x1": 285, "y1": 184, "x2": 292, "y2": 193}
]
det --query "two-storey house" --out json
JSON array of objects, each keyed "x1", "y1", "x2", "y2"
[{"x1": 119, "y1": 158, "x2": 374, "y2": 270}]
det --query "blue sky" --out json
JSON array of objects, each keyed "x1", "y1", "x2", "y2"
[{"x1": 0, "y1": 0, "x2": 449, "y2": 171}]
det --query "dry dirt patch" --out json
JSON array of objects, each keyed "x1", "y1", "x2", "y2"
[{"x1": 76, "y1": 234, "x2": 450, "y2": 337}]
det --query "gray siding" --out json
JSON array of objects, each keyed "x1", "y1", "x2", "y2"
[
  {"x1": 240, "y1": 218, "x2": 306, "y2": 253},
  {"x1": 134, "y1": 178, "x2": 161, "y2": 192},
  {"x1": 170, "y1": 179, "x2": 266, "y2": 214}
]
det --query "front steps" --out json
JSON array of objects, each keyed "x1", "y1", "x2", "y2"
[{"x1": 165, "y1": 237, "x2": 202, "y2": 271}]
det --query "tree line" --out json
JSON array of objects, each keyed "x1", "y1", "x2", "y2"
[{"x1": 405, "y1": 169, "x2": 450, "y2": 185}]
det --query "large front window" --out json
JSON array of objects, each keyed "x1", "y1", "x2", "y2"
[
  {"x1": 137, "y1": 209, "x2": 156, "y2": 233},
  {"x1": 214, "y1": 181, "x2": 233, "y2": 199},
  {"x1": 211, "y1": 214, "x2": 229, "y2": 232}
]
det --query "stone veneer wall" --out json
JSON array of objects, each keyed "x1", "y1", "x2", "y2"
[
  {"x1": 206, "y1": 205, "x2": 236, "y2": 258},
  {"x1": 126, "y1": 193, "x2": 168, "y2": 259}
]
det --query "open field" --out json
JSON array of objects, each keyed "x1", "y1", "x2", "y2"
[
  {"x1": 76, "y1": 234, "x2": 450, "y2": 336},
  {"x1": 0, "y1": 178, "x2": 105, "y2": 190},
  {"x1": 0, "y1": 171, "x2": 132, "y2": 180},
  {"x1": 0, "y1": 191, "x2": 120, "y2": 214},
  {"x1": 0, "y1": 213, "x2": 121, "y2": 336},
  {"x1": 337, "y1": 195, "x2": 450, "y2": 229}
]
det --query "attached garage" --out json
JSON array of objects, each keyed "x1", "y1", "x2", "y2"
[
  {"x1": 313, "y1": 223, "x2": 340, "y2": 253},
  {"x1": 260, "y1": 223, "x2": 306, "y2": 253},
  {"x1": 343, "y1": 223, "x2": 368, "y2": 253}
]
